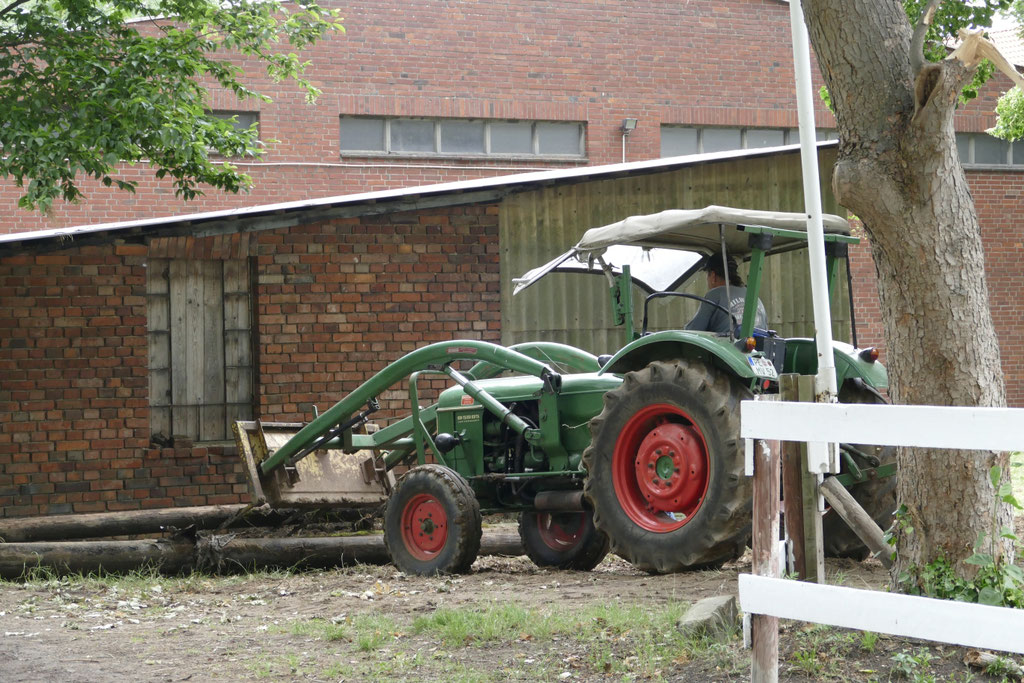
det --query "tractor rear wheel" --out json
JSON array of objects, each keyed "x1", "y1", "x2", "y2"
[
  {"x1": 384, "y1": 464, "x2": 482, "y2": 575},
  {"x1": 583, "y1": 360, "x2": 751, "y2": 573},
  {"x1": 823, "y1": 382, "x2": 898, "y2": 559},
  {"x1": 518, "y1": 510, "x2": 609, "y2": 570}
]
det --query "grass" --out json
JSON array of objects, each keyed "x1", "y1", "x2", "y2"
[
  {"x1": 411, "y1": 602, "x2": 569, "y2": 644},
  {"x1": 278, "y1": 600, "x2": 717, "y2": 680},
  {"x1": 288, "y1": 617, "x2": 349, "y2": 642},
  {"x1": 784, "y1": 623, "x2": 857, "y2": 679},
  {"x1": 407, "y1": 600, "x2": 724, "y2": 679},
  {"x1": 350, "y1": 613, "x2": 398, "y2": 651}
]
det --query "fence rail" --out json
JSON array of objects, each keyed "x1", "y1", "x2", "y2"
[
  {"x1": 739, "y1": 574, "x2": 1024, "y2": 655},
  {"x1": 739, "y1": 398, "x2": 1024, "y2": 682}
]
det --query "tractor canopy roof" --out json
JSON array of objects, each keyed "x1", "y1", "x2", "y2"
[{"x1": 513, "y1": 205, "x2": 852, "y2": 295}]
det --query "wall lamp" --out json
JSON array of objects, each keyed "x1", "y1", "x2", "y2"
[{"x1": 620, "y1": 118, "x2": 638, "y2": 162}]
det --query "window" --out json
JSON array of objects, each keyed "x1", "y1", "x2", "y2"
[
  {"x1": 660, "y1": 126, "x2": 836, "y2": 157},
  {"x1": 956, "y1": 132, "x2": 1024, "y2": 167},
  {"x1": 209, "y1": 110, "x2": 259, "y2": 134},
  {"x1": 339, "y1": 117, "x2": 586, "y2": 158},
  {"x1": 148, "y1": 259, "x2": 254, "y2": 443},
  {"x1": 206, "y1": 111, "x2": 260, "y2": 157}
]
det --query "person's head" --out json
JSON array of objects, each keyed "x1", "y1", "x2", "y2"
[{"x1": 703, "y1": 253, "x2": 744, "y2": 288}]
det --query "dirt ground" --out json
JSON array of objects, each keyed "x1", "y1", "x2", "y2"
[{"x1": 0, "y1": 525, "x2": 1021, "y2": 683}]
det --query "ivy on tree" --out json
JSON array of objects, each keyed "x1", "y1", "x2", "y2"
[{"x1": 0, "y1": 0, "x2": 343, "y2": 211}]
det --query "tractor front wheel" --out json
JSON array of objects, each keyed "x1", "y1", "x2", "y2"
[
  {"x1": 583, "y1": 361, "x2": 751, "y2": 573},
  {"x1": 518, "y1": 510, "x2": 609, "y2": 570},
  {"x1": 384, "y1": 464, "x2": 482, "y2": 575}
]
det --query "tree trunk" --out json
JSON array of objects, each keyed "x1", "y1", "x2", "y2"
[{"x1": 801, "y1": 0, "x2": 1012, "y2": 581}]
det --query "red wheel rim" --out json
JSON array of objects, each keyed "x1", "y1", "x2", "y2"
[
  {"x1": 400, "y1": 493, "x2": 448, "y2": 560},
  {"x1": 611, "y1": 403, "x2": 710, "y2": 533},
  {"x1": 535, "y1": 512, "x2": 586, "y2": 551}
]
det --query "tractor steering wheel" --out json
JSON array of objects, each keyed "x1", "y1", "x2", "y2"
[{"x1": 641, "y1": 291, "x2": 737, "y2": 336}]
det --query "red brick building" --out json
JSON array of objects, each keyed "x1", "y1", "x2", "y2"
[{"x1": 3, "y1": 0, "x2": 1018, "y2": 233}]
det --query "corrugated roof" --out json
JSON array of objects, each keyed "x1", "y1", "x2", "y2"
[{"x1": 0, "y1": 142, "x2": 836, "y2": 254}]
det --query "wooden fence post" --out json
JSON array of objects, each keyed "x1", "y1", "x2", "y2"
[
  {"x1": 780, "y1": 374, "x2": 824, "y2": 583},
  {"x1": 779, "y1": 374, "x2": 803, "y2": 577},
  {"x1": 751, "y1": 436, "x2": 781, "y2": 683}
]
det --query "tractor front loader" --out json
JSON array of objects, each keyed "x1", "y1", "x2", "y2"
[{"x1": 234, "y1": 339, "x2": 618, "y2": 575}]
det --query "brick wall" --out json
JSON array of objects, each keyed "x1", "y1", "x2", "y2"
[
  {"x1": 0, "y1": 203, "x2": 501, "y2": 517},
  {"x1": 254, "y1": 205, "x2": 502, "y2": 421}
]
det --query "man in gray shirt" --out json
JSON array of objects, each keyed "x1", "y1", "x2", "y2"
[{"x1": 684, "y1": 254, "x2": 767, "y2": 334}]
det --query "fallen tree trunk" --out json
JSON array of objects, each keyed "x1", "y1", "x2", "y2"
[
  {"x1": 0, "y1": 531, "x2": 525, "y2": 579},
  {"x1": 0, "y1": 505, "x2": 303, "y2": 543}
]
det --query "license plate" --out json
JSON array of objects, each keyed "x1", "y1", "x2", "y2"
[{"x1": 748, "y1": 355, "x2": 778, "y2": 379}]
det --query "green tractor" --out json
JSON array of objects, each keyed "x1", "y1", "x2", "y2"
[{"x1": 234, "y1": 206, "x2": 895, "y2": 575}]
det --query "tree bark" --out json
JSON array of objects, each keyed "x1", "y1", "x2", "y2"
[{"x1": 801, "y1": 0, "x2": 1012, "y2": 581}]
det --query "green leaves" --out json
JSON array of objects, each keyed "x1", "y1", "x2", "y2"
[
  {"x1": 989, "y1": 87, "x2": 1024, "y2": 141},
  {"x1": 897, "y1": 463, "x2": 1023, "y2": 608},
  {"x1": 989, "y1": 464, "x2": 1023, "y2": 508},
  {"x1": 0, "y1": 0, "x2": 343, "y2": 210}
]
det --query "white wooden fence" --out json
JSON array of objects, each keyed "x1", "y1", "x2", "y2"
[{"x1": 739, "y1": 400, "x2": 1024, "y2": 681}]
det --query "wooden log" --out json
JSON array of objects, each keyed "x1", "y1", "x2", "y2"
[
  {"x1": 0, "y1": 539, "x2": 196, "y2": 578},
  {"x1": 0, "y1": 505, "x2": 303, "y2": 543},
  {"x1": 0, "y1": 531, "x2": 525, "y2": 579},
  {"x1": 963, "y1": 649, "x2": 1024, "y2": 679},
  {"x1": 203, "y1": 532, "x2": 523, "y2": 572},
  {"x1": 820, "y1": 477, "x2": 894, "y2": 569},
  {"x1": 750, "y1": 438, "x2": 781, "y2": 683}
]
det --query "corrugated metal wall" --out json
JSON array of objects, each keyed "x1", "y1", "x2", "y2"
[{"x1": 500, "y1": 150, "x2": 853, "y2": 354}]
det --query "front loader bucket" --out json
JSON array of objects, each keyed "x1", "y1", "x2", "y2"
[{"x1": 233, "y1": 420, "x2": 392, "y2": 509}]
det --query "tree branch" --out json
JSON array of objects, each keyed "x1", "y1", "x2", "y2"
[
  {"x1": 910, "y1": 0, "x2": 943, "y2": 76},
  {"x1": 0, "y1": 0, "x2": 31, "y2": 18},
  {"x1": 949, "y1": 28, "x2": 1024, "y2": 90}
]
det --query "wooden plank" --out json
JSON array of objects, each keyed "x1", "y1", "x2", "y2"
[
  {"x1": 182, "y1": 259, "x2": 204, "y2": 439},
  {"x1": 738, "y1": 574, "x2": 1024, "y2": 655},
  {"x1": 202, "y1": 260, "x2": 225, "y2": 441},
  {"x1": 223, "y1": 259, "x2": 253, "y2": 432},
  {"x1": 147, "y1": 258, "x2": 170, "y2": 330},
  {"x1": 751, "y1": 438, "x2": 781, "y2": 683},
  {"x1": 741, "y1": 401, "x2": 1024, "y2": 451},
  {"x1": 169, "y1": 259, "x2": 189, "y2": 439},
  {"x1": 148, "y1": 259, "x2": 172, "y2": 438}
]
